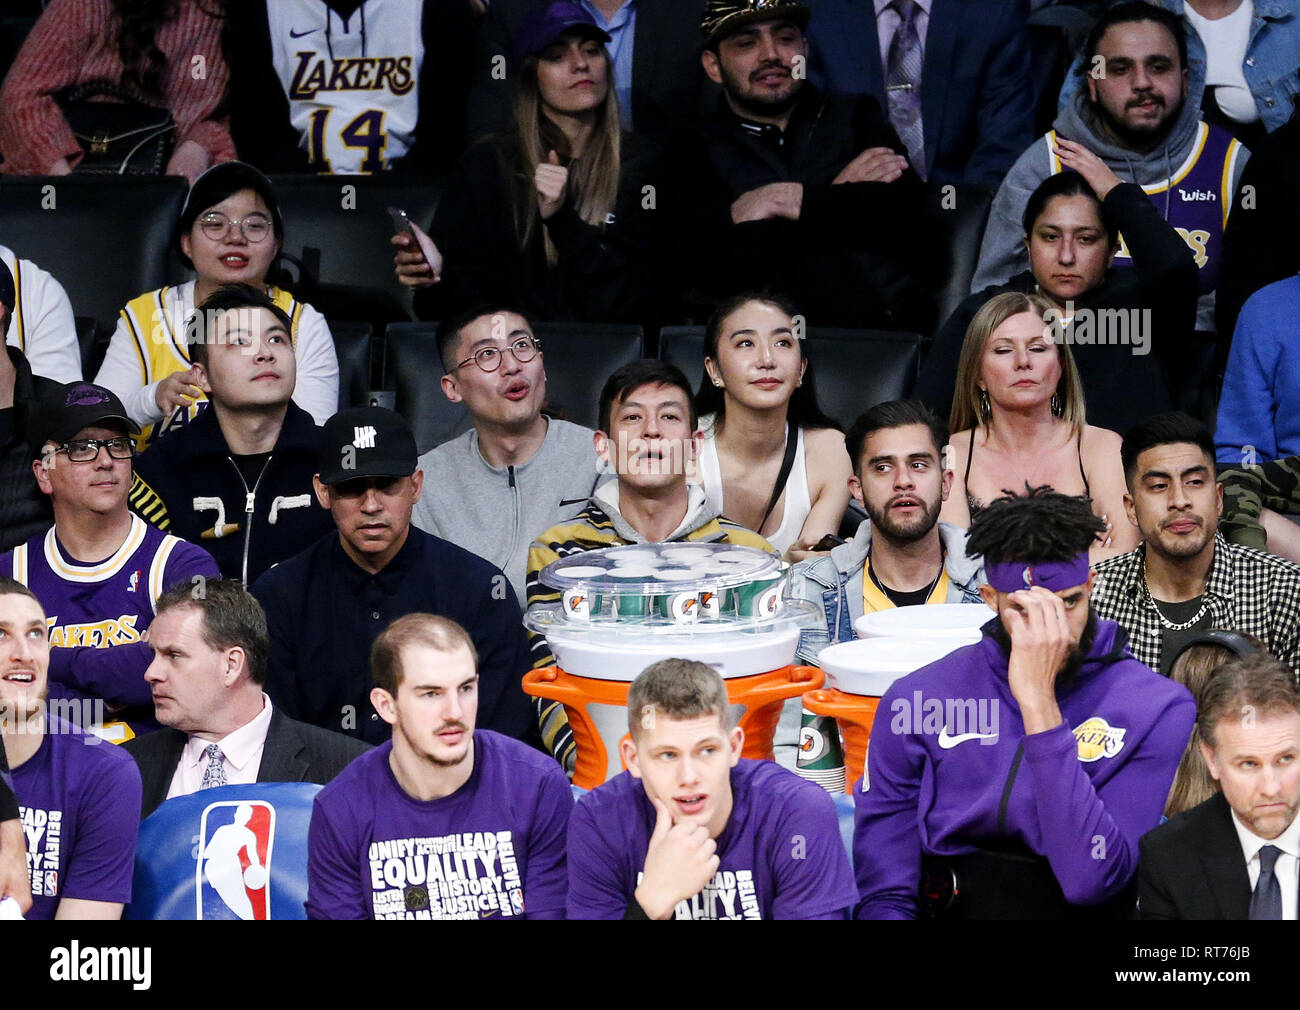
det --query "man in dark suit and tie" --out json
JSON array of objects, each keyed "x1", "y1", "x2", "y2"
[
  {"x1": 804, "y1": 0, "x2": 1036, "y2": 187},
  {"x1": 1139, "y1": 653, "x2": 1300, "y2": 919},
  {"x1": 124, "y1": 579, "x2": 368, "y2": 820}
]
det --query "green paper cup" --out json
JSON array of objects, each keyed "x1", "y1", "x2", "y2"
[
  {"x1": 733, "y1": 570, "x2": 784, "y2": 618},
  {"x1": 650, "y1": 569, "x2": 702, "y2": 623}
]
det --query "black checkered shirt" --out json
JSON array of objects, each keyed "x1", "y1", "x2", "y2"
[{"x1": 1091, "y1": 534, "x2": 1300, "y2": 673}]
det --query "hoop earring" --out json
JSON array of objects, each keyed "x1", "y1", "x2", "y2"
[
  {"x1": 978, "y1": 388, "x2": 991, "y2": 424},
  {"x1": 1050, "y1": 392, "x2": 1063, "y2": 418}
]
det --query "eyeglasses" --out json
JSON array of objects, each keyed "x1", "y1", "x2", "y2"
[
  {"x1": 51, "y1": 437, "x2": 135, "y2": 463},
  {"x1": 197, "y1": 212, "x2": 273, "y2": 243},
  {"x1": 452, "y1": 336, "x2": 542, "y2": 374}
]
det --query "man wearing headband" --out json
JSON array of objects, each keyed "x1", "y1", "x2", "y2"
[{"x1": 855, "y1": 486, "x2": 1194, "y2": 919}]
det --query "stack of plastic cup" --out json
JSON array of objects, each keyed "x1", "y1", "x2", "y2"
[{"x1": 794, "y1": 708, "x2": 846, "y2": 793}]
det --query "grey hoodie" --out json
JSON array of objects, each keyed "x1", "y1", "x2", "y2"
[
  {"x1": 412, "y1": 418, "x2": 603, "y2": 608},
  {"x1": 970, "y1": 82, "x2": 1248, "y2": 329}
]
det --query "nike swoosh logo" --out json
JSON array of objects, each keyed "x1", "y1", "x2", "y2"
[
  {"x1": 289, "y1": 27, "x2": 320, "y2": 38},
  {"x1": 937, "y1": 728, "x2": 998, "y2": 749}
]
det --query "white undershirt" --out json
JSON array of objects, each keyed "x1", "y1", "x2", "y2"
[
  {"x1": 1184, "y1": 0, "x2": 1259, "y2": 124},
  {"x1": 1230, "y1": 802, "x2": 1300, "y2": 919}
]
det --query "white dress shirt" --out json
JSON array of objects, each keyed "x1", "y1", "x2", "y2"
[
  {"x1": 1230, "y1": 804, "x2": 1300, "y2": 920},
  {"x1": 165, "y1": 695, "x2": 275, "y2": 801}
]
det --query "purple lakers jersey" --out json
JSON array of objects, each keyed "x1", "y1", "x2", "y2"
[
  {"x1": 1, "y1": 515, "x2": 220, "y2": 711},
  {"x1": 1047, "y1": 122, "x2": 1245, "y2": 295}
]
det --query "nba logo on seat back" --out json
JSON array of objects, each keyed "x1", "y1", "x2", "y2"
[{"x1": 196, "y1": 801, "x2": 275, "y2": 920}]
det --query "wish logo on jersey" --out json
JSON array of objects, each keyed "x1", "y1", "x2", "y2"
[{"x1": 196, "y1": 801, "x2": 274, "y2": 920}]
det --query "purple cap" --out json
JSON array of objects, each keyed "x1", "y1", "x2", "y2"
[
  {"x1": 985, "y1": 554, "x2": 1092, "y2": 594},
  {"x1": 513, "y1": 1, "x2": 611, "y2": 64}
]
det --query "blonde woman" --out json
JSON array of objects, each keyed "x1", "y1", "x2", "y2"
[
  {"x1": 939, "y1": 291, "x2": 1134, "y2": 563},
  {"x1": 395, "y1": 2, "x2": 666, "y2": 324}
]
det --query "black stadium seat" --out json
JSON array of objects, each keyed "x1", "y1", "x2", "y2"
[
  {"x1": 529, "y1": 321, "x2": 643, "y2": 429},
  {"x1": 384, "y1": 320, "x2": 644, "y2": 453},
  {"x1": 269, "y1": 174, "x2": 443, "y2": 325},
  {"x1": 0, "y1": 175, "x2": 187, "y2": 328},
  {"x1": 659, "y1": 325, "x2": 921, "y2": 430},
  {"x1": 932, "y1": 186, "x2": 994, "y2": 332},
  {"x1": 73, "y1": 315, "x2": 111, "y2": 380},
  {"x1": 327, "y1": 319, "x2": 373, "y2": 411},
  {"x1": 384, "y1": 322, "x2": 471, "y2": 454}
]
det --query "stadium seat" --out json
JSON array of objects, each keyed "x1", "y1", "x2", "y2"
[
  {"x1": 328, "y1": 319, "x2": 374, "y2": 410},
  {"x1": 932, "y1": 186, "x2": 994, "y2": 331},
  {"x1": 659, "y1": 325, "x2": 922, "y2": 429},
  {"x1": 530, "y1": 321, "x2": 644, "y2": 429},
  {"x1": 268, "y1": 174, "x2": 443, "y2": 325},
  {"x1": 74, "y1": 315, "x2": 110, "y2": 380},
  {"x1": 384, "y1": 321, "x2": 472, "y2": 453},
  {"x1": 126, "y1": 782, "x2": 319, "y2": 920},
  {"x1": 0, "y1": 176, "x2": 187, "y2": 328}
]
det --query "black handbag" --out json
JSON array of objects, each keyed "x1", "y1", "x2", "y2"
[{"x1": 56, "y1": 81, "x2": 176, "y2": 175}]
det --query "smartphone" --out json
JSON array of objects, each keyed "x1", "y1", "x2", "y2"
[
  {"x1": 387, "y1": 206, "x2": 415, "y2": 237},
  {"x1": 812, "y1": 534, "x2": 847, "y2": 551}
]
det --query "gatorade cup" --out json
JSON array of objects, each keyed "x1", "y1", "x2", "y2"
[
  {"x1": 733, "y1": 568, "x2": 785, "y2": 619},
  {"x1": 650, "y1": 569, "x2": 702, "y2": 624},
  {"x1": 795, "y1": 708, "x2": 847, "y2": 793}
]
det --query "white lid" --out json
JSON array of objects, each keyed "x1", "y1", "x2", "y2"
[
  {"x1": 818, "y1": 637, "x2": 973, "y2": 696},
  {"x1": 539, "y1": 542, "x2": 781, "y2": 598},
  {"x1": 548, "y1": 625, "x2": 802, "y2": 681},
  {"x1": 854, "y1": 603, "x2": 995, "y2": 640}
]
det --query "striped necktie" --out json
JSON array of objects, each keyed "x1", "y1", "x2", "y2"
[{"x1": 885, "y1": 0, "x2": 926, "y2": 179}]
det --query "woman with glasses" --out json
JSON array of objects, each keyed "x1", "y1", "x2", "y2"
[
  {"x1": 694, "y1": 293, "x2": 851, "y2": 563},
  {"x1": 940, "y1": 291, "x2": 1134, "y2": 564},
  {"x1": 393, "y1": 3, "x2": 672, "y2": 326},
  {"x1": 94, "y1": 161, "x2": 338, "y2": 448}
]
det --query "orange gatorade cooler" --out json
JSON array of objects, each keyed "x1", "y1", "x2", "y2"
[
  {"x1": 523, "y1": 543, "x2": 822, "y2": 790},
  {"x1": 804, "y1": 605, "x2": 994, "y2": 792}
]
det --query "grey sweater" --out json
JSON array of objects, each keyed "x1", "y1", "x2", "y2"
[
  {"x1": 971, "y1": 80, "x2": 1248, "y2": 330},
  {"x1": 412, "y1": 419, "x2": 604, "y2": 608}
]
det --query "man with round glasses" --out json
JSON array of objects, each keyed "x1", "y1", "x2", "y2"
[
  {"x1": 412, "y1": 306, "x2": 602, "y2": 610},
  {"x1": 94, "y1": 161, "x2": 339, "y2": 449},
  {"x1": 0, "y1": 382, "x2": 220, "y2": 741}
]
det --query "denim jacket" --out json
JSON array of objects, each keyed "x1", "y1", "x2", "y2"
[{"x1": 788, "y1": 520, "x2": 986, "y2": 666}]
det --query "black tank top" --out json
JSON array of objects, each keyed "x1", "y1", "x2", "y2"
[{"x1": 964, "y1": 427, "x2": 1090, "y2": 521}]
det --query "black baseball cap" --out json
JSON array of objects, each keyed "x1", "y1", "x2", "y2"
[
  {"x1": 513, "y1": 1, "x2": 611, "y2": 64},
  {"x1": 175, "y1": 161, "x2": 285, "y2": 270},
  {"x1": 318, "y1": 407, "x2": 418, "y2": 485},
  {"x1": 29, "y1": 382, "x2": 140, "y2": 460}
]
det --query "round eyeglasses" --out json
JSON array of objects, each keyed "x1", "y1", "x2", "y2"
[
  {"x1": 452, "y1": 336, "x2": 542, "y2": 374},
  {"x1": 52, "y1": 437, "x2": 136, "y2": 463},
  {"x1": 197, "y1": 212, "x2": 273, "y2": 243}
]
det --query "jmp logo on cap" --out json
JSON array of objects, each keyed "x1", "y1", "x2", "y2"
[{"x1": 353, "y1": 425, "x2": 377, "y2": 449}]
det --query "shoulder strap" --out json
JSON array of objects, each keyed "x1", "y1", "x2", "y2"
[
  {"x1": 1077, "y1": 427, "x2": 1090, "y2": 496},
  {"x1": 760, "y1": 423, "x2": 798, "y2": 534}
]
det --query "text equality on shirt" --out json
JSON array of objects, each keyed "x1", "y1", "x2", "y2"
[{"x1": 368, "y1": 830, "x2": 523, "y2": 920}]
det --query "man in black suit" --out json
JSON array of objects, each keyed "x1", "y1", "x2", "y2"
[
  {"x1": 1139, "y1": 653, "x2": 1300, "y2": 919},
  {"x1": 124, "y1": 579, "x2": 368, "y2": 820},
  {"x1": 466, "y1": 0, "x2": 711, "y2": 142}
]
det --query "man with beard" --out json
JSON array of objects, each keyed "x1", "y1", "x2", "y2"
[
  {"x1": 854, "y1": 486, "x2": 1194, "y2": 918},
  {"x1": 1093, "y1": 413, "x2": 1300, "y2": 675},
  {"x1": 672, "y1": 0, "x2": 936, "y2": 329},
  {"x1": 972, "y1": 2, "x2": 1248, "y2": 334},
  {"x1": 789, "y1": 399, "x2": 984, "y2": 665}
]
